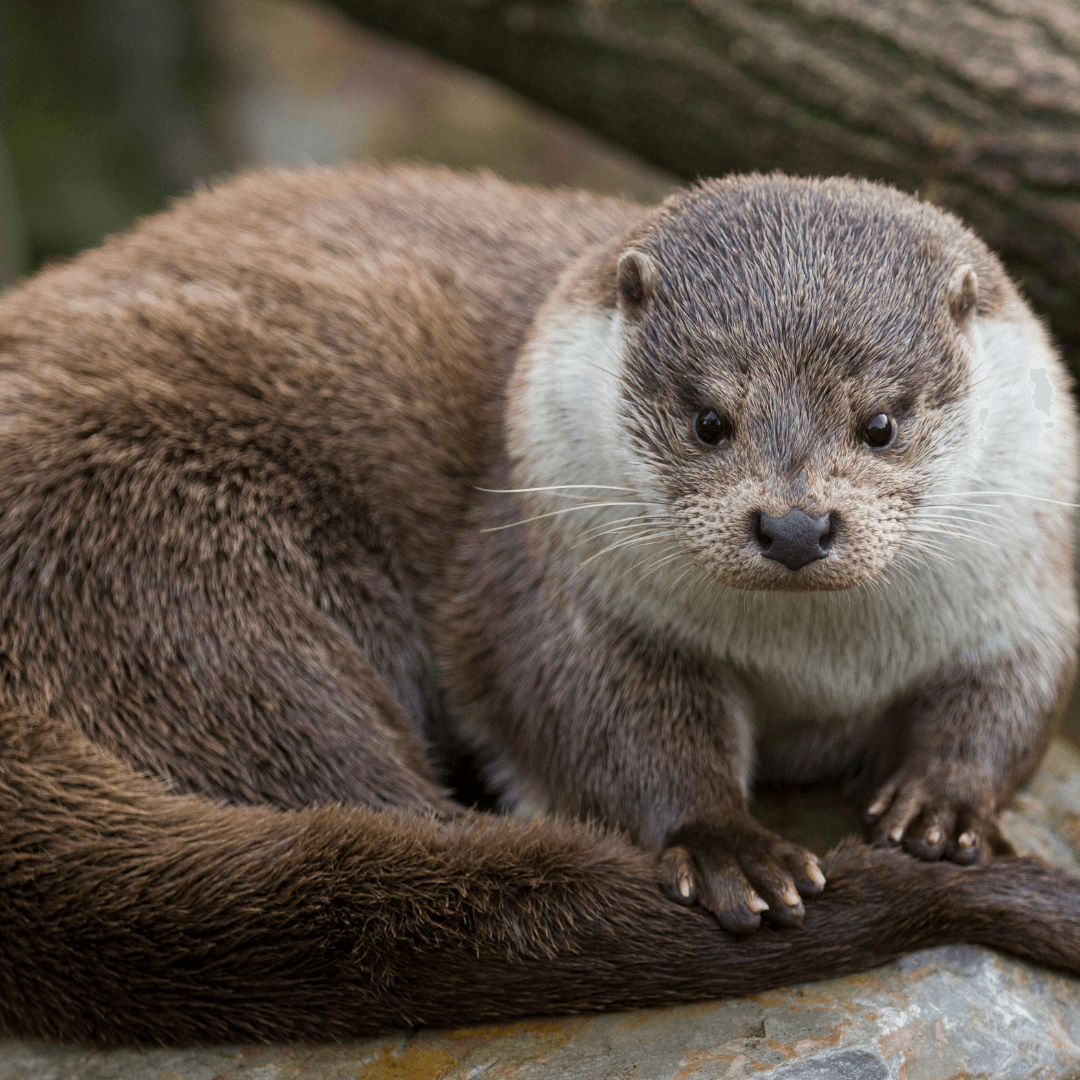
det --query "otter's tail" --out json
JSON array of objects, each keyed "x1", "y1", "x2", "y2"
[{"x1": 2, "y1": 710, "x2": 1078, "y2": 1046}]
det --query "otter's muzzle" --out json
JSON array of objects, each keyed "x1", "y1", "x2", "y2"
[{"x1": 753, "y1": 510, "x2": 836, "y2": 572}]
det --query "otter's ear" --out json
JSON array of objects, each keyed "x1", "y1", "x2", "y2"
[
  {"x1": 616, "y1": 250, "x2": 658, "y2": 311},
  {"x1": 948, "y1": 265, "x2": 978, "y2": 325}
]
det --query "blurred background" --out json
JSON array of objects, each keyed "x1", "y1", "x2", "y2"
[
  {"x1": 1, "y1": 0, "x2": 1079, "y2": 749},
  {"x1": 0, "y1": 0, "x2": 675, "y2": 284}
]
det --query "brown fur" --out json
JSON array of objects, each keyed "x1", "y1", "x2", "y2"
[
  {"x1": 451, "y1": 174, "x2": 1077, "y2": 929},
  {"x1": 0, "y1": 166, "x2": 1078, "y2": 1046}
]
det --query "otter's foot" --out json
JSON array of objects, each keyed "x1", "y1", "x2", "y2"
[
  {"x1": 658, "y1": 818, "x2": 825, "y2": 933},
  {"x1": 865, "y1": 770, "x2": 1016, "y2": 865}
]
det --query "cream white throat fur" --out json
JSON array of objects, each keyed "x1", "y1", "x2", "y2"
[{"x1": 509, "y1": 299, "x2": 1077, "y2": 780}]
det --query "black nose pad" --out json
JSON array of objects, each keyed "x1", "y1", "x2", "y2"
[{"x1": 753, "y1": 509, "x2": 836, "y2": 571}]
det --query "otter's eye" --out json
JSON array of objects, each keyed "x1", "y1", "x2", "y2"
[
  {"x1": 693, "y1": 409, "x2": 732, "y2": 447},
  {"x1": 861, "y1": 413, "x2": 897, "y2": 449}
]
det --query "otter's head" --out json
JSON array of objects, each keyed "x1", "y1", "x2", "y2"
[{"x1": 526, "y1": 175, "x2": 1024, "y2": 593}]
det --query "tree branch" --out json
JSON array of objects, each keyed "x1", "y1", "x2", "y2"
[{"x1": 332, "y1": 0, "x2": 1080, "y2": 362}]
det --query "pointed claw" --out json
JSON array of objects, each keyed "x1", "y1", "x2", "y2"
[{"x1": 779, "y1": 884, "x2": 801, "y2": 907}]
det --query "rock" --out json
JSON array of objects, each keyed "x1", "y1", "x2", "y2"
[{"x1": 4, "y1": 740, "x2": 1080, "y2": 1080}]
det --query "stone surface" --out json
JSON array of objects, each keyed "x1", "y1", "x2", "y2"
[{"x1": 5, "y1": 739, "x2": 1080, "y2": 1080}]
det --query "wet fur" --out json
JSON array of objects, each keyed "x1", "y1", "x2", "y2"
[{"x1": 1, "y1": 166, "x2": 1078, "y2": 1045}]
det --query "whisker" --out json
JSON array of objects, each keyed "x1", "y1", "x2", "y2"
[
  {"x1": 878, "y1": 556, "x2": 917, "y2": 590},
  {"x1": 903, "y1": 541, "x2": 949, "y2": 561},
  {"x1": 578, "y1": 534, "x2": 670, "y2": 568},
  {"x1": 573, "y1": 526, "x2": 675, "y2": 553},
  {"x1": 632, "y1": 550, "x2": 686, "y2": 586},
  {"x1": 574, "y1": 521, "x2": 655, "y2": 544},
  {"x1": 943, "y1": 491, "x2": 1080, "y2": 508},
  {"x1": 902, "y1": 538, "x2": 955, "y2": 563},
  {"x1": 674, "y1": 562, "x2": 710, "y2": 602},
  {"x1": 920, "y1": 500, "x2": 1001, "y2": 508},
  {"x1": 575, "y1": 515, "x2": 673, "y2": 541},
  {"x1": 909, "y1": 525, "x2": 998, "y2": 548},
  {"x1": 478, "y1": 484, "x2": 635, "y2": 495},
  {"x1": 905, "y1": 534, "x2": 951, "y2": 551},
  {"x1": 581, "y1": 357, "x2": 620, "y2": 380},
  {"x1": 903, "y1": 531, "x2": 954, "y2": 556},
  {"x1": 917, "y1": 503, "x2": 1003, "y2": 518},
  {"x1": 480, "y1": 502, "x2": 651, "y2": 533},
  {"x1": 914, "y1": 513, "x2": 1013, "y2": 536}
]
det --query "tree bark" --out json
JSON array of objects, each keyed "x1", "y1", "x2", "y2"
[{"x1": 332, "y1": 0, "x2": 1080, "y2": 363}]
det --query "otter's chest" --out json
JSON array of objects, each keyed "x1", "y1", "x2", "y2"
[
  {"x1": 718, "y1": 606, "x2": 935, "y2": 725},
  {"x1": 636, "y1": 566, "x2": 1003, "y2": 728}
]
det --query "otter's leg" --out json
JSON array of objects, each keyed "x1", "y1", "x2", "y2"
[
  {"x1": 11, "y1": 565, "x2": 453, "y2": 814},
  {"x1": 442, "y1": 554, "x2": 824, "y2": 933},
  {"x1": 865, "y1": 647, "x2": 1073, "y2": 864},
  {"x1": 8, "y1": 707, "x2": 1080, "y2": 1044}
]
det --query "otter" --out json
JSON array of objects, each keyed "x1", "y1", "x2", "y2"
[{"x1": 1, "y1": 166, "x2": 1078, "y2": 1046}]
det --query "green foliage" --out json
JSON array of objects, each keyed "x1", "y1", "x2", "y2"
[{"x1": 0, "y1": 0, "x2": 219, "y2": 284}]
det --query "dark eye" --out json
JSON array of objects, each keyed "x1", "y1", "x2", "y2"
[
  {"x1": 861, "y1": 413, "x2": 897, "y2": 449},
  {"x1": 693, "y1": 409, "x2": 732, "y2": 447}
]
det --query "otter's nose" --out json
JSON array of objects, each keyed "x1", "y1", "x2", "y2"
[{"x1": 753, "y1": 510, "x2": 836, "y2": 572}]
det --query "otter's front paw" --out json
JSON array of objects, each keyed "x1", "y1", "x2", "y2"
[
  {"x1": 657, "y1": 819, "x2": 825, "y2": 933},
  {"x1": 865, "y1": 769, "x2": 1015, "y2": 865}
]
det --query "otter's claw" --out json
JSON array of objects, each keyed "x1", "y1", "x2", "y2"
[
  {"x1": 658, "y1": 818, "x2": 825, "y2": 933},
  {"x1": 867, "y1": 771, "x2": 1015, "y2": 864}
]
